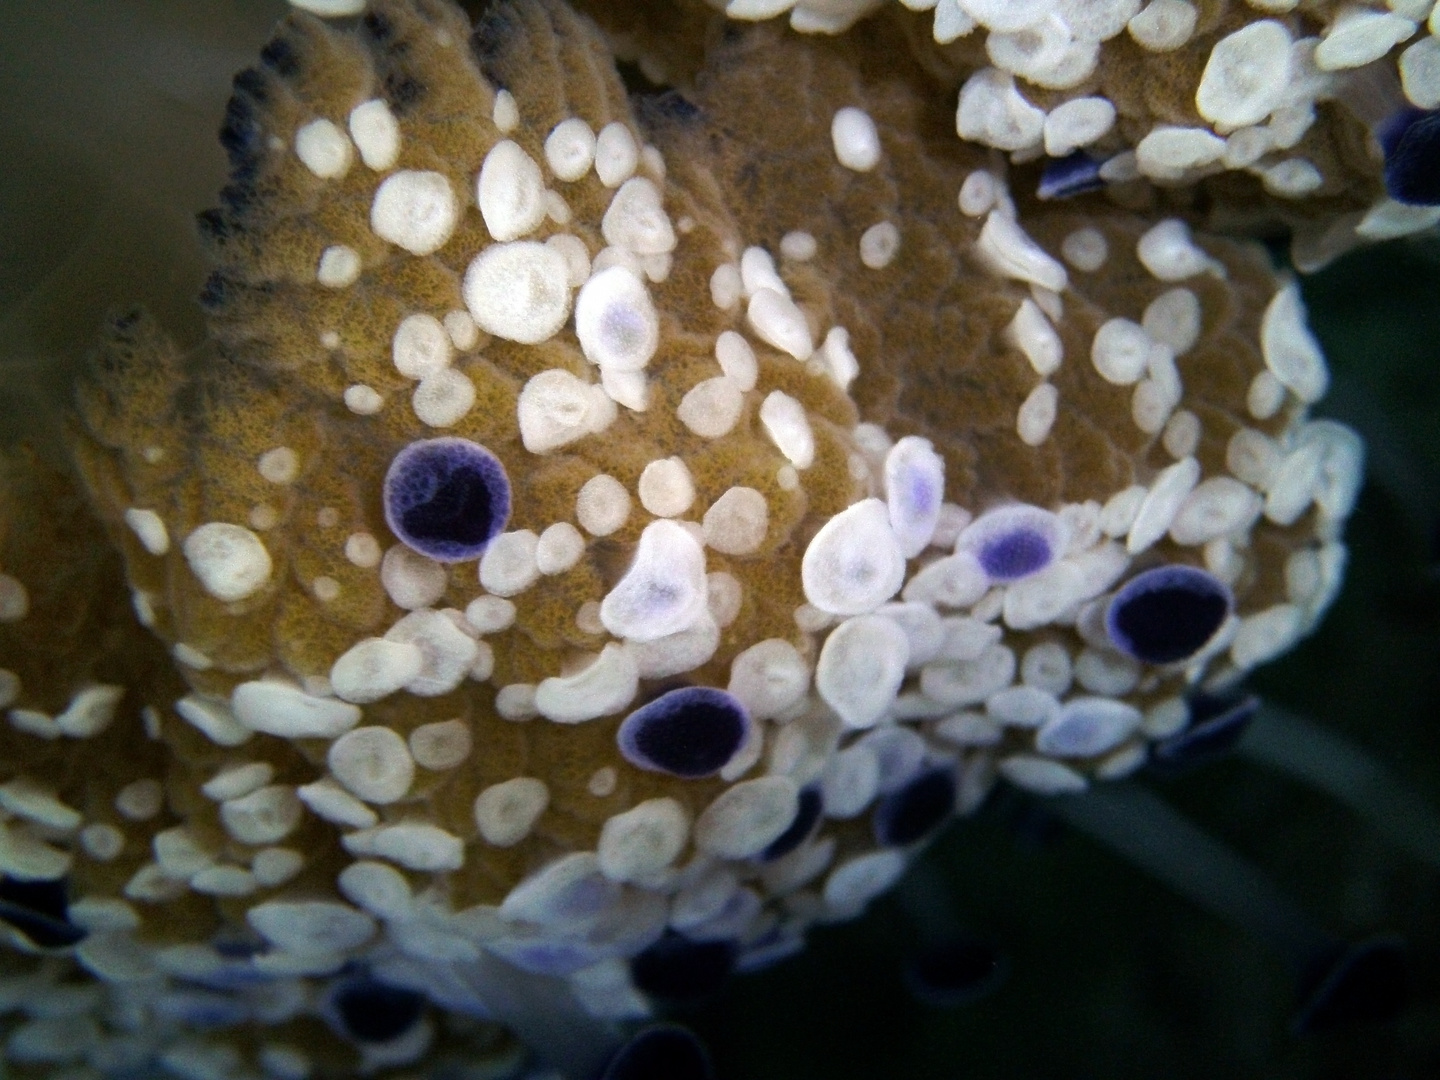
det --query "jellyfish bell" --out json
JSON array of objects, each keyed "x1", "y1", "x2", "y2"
[{"x1": 0, "y1": 0, "x2": 1407, "y2": 1074}]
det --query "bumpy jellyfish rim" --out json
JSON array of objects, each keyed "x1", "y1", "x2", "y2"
[
  {"x1": 617, "y1": 686, "x2": 751, "y2": 779},
  {"x1": 382, "y1": 436, "x2": 511, "y2": 563},
  {"x1": 1105, "y1": 563, "x2": 1234, "y2": 665}
]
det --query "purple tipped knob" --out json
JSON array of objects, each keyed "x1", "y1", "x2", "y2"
[
  {"x1": 333, "y1": 977, "x2": 425, "y2": 1044},
  {"x1": 955, "y1": 505, "x2": 1067, "y2": 584},
  {"x1": 383, "y1": 437, "x2": 510, "y2": 563},
  {"x1": 979, "y1": 528, "x2": 1052, "y2": 580},
  {"x1": 760, "y1": 786, "x2": 823, "y2": 861},
  {"x1": 873, "y1": 767, "x2": 958, "y2": 847},
  {"x1": 1106, "y1": 564, "x2": 1233, "y2": 665},
  {"x1": 1037, "y1": 151, "x2": 1106, "y2": 201},
  {"x1": 1150, "y1": 693, "x2": 1259, "y2": 774},
  {"x1": 1379, "y1": 109, "x2": 1440, "y2": 207},
  {"x1": 617, "y1": 687, "x2": 750, "y2": 779}
]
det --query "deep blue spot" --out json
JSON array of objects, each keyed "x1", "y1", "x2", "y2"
[
  {"x1": 334, "y1": 977, "x2": 426, "y2": 1044},
  {"x1": 1037, "y1": 152, "x2": 1106, "y2": 201},
  {"x1": 196, "y1": 209, "x2": 234, "y2": 244},
  {"x1": 212, "y1": 931, "x2": 266, "y2": 959},
  {"x1": 760, "y1": 786, "x2": 823, "y2": 861},
  {"x1": 1106, "y1": 564, "x2": 1233, "y2": 665},
  {"x1": 0, "y1": 876, "x2": 85, "y2": 950},
  {"x1": 904, "y1": 939, "x2": 1007, "y2": 1008},
  {"x1": 383, "y1": 437, "x2": 511, "y2": 563},
  {"x1": 630, "y1": 933, "x2": 736, "y2": 1006},
  {"x1": 978, "y1": 527, "x2": 1054, "y2": 582},
  {"x1": 231, "y1": 67, "x2": 269, "y2": 103},
  {"x1": 1293, "y1": 937, "x2": 1409, "y2": 1035},
  {"x1": 362, "y1": 10, "x2": 396, "y2": 42},
  {"x1": 385, "y1": 74, "x2": 425, "y2": 113},
  {"x1": 154, "y1": 990, "x2": 249, "y2": 1028},
  {"x1": 1378, "y1": 109, "x2": 1440, "y2": 206},
  {"x1": 259, "y1": 36, "x2": 300, "y2": 78},
  {"x1": 600, "y1": 1025, "x2": 714, "y2": 1080},
  {"x1": 873, "y1": 767, "x2": 957, "y2": 847},
  {"x1": 218, "y1": 90, "x2": 264, "y2": 168},
  {"x1": 1150, "y1": 693, "x2": 1259, "y2": 774},
  {"x1": 617, "y1": 687, "x2": 749, "y2": 779},
  {"x1": 219, "y1": 180, "x2": 259, "y2": 215},
  {"x1": 641, "y1": 90, "x2": 703, "y2": 125}
]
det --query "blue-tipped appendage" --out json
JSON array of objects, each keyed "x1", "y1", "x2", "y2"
[
  {"x1": 383, "y1": 437, "x2": 511, "y2": 562},
  {"x1": 616, "y1": 687, "x2": 751, "y2": 779},
  {"x1": 1105, "y1": 564, "x2": 1233, "y2": 665},
  {"x1": 1378, "y1": 108, "x2": 1440, "y2": 206}
]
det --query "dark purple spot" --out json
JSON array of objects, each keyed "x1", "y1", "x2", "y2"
[
  {"x1": 153, "y1": 990, "x2": 248, "y2": 1028},
  {"x1": 1106, "y1": 564, "x2": 1233, "y2": 665},
  {"x1": 212, "y1": 930, "x2": 266, "y2": 958},
  {"x1": 601, "y1": 1025, "x2": 714, "y2": 1080},
  {"x1": 1378, "y1": 109, "x2": 1440, "y2": 206},
  {"x1": 1150, "y1": 693, "x2": 1259, "y2": 774},
  {"x1": 979, "y1": 527, "x2": 1053, "y2": 582},
  {"x1": 760, "y1": 786, "x2": 823, "y2": 861},
  {"x1": 383, "y1": 437, "x2": 510, "y2": 563},
  {"x1": 904, "y1": 939, "x2": 1007, "y2": 1008},
  {"x1": 630, "y1": 933, "x2": 736, "y2": 1005},
  {"x1": 334, "y1": 977, "x2": 426, "y2": 1043},
  {"x1": 617, "y1": 687, "x2": 749, "y2": 779},
  {"x1": 1037, "y1": 152, "x2": 1106, "y2": 201},
  {"x1": 873, "y1": 767, "x2": 957, "y2": 846}
]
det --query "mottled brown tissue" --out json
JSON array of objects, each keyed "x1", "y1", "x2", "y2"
[
  {"x1": 32, "y1": 0, "x2": 1277, "y2": 894},
  {"x1": 0, "y1": 0, "x2": 1347, "y2": 1074}
]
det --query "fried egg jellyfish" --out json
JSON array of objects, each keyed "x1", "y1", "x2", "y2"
[{"x1": 0, "y1": 2, "x2": 1438, "y2": 1078}]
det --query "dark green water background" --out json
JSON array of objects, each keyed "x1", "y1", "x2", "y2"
[{"x1": 2, "y1": 4, "x2": 1438, "y2": 1078}]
